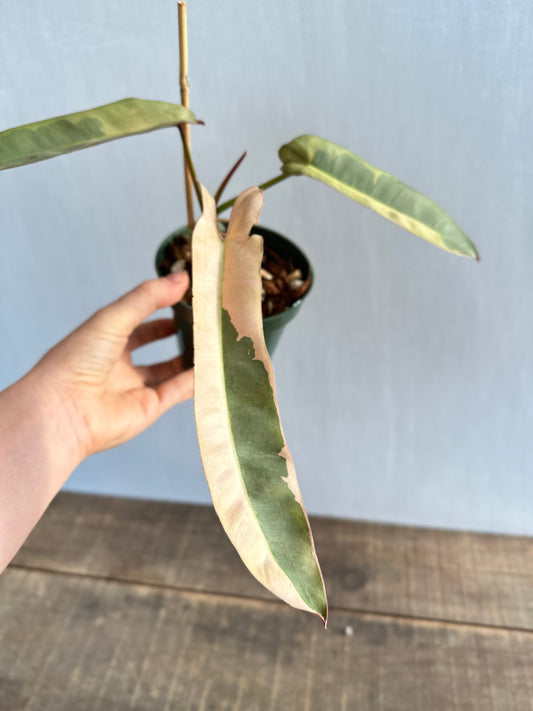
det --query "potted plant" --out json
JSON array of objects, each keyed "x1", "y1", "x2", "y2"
[
  {"x1": 155, "y1": 220, "x2": 314, "y2": 368},
  {"x1": 0, "y1": 3, "x2": 478, "y2": 625}
]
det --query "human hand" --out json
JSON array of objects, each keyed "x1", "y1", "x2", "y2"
[{"x1": 29, "y1": 272, "x2": 193, "y2": 461}]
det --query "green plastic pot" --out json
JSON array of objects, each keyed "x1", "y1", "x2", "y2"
[{"x1": 155, "y1": 223, "x2": 313, "y2": 368}]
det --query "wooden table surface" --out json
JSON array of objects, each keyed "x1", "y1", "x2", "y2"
[{"x1": 1, "y1": 492, "x2": 532, "y2": 710}]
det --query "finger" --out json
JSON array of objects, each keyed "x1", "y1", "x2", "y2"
[
  {"x1": 90, "y1": 273, "x2": 189, "y2": 339},
  {"x1": 127, "y1": 318, "x2": 176, "y2": 352},
  {"x1": 106, "y1": 368, "x2": 193, "y2": 449},
  {"x1": 156, "y1": 368, "x2": 194, "y2": 412},
  {"x1": 137, "y1": 355, "x2": 187, "y2": 388}
]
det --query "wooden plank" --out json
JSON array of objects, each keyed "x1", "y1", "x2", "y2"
[
  {"x1": 13, "y1": 492, "x2": 533, "y2": 630},
  {"x1": 1, "y1": 567, "x2": 532, "y2": 711}
]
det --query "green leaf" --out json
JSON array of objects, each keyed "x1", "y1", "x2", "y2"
[
  {"x1": 279, "y1": 135, "x2": 479, "y2": 259},
  {"x1": 0, "y1": 98, "x2": 197, "y2": 170},
  {"x1": 192, "y1": 185, "x2": 328, "y2": 624}
]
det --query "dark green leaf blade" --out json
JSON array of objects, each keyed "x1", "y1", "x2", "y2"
[
  {"x1": 0, "y1": 98, "x2": 197, "y2": 170},
  {"x1": 279, "y1": 135, "x2": 479, "y2": 259}
]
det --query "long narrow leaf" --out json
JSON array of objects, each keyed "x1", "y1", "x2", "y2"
[
  {"x1": 279, "y1": 135, "x2": 479, "y2": 259},
  {"x1": 192, "y1": 185, "x2": 328, "y2": 623},
  {"x1": 0, "y1": 98, "x2": 197, "y2": 170}
]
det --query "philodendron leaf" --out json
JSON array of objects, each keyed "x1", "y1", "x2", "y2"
[
  {"x1": 279, "y1": 135, "x2": 479, "y2": 259},
  {"x1": 192, "y1": 185, "x2": 328, "y2": 624},
  {"x1": 0, "y1": 98, "x2": 197, "y2": 170}
]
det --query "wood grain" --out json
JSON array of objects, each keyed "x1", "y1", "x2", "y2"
[
  {"x1": 1, "y1": 567, "x2": 532, "y2": 711},
  {"x1": 13, "y1": 492, "x2": 533, "y2": 630}
]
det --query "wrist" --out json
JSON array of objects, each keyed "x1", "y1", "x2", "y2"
[{"x1": 18, "y1": 367, "x2": 88, "y2": 471}]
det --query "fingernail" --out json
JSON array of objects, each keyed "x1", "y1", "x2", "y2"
[{"x1": 166, "y1": 271, "x2": 187, "y2": 284}]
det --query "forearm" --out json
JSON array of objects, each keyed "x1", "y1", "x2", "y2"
[{"x1": 0, "y1": 369, "x2": 83, "y2": 573}]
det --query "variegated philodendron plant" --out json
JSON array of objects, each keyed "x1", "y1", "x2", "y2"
[{"x1": 0, "y1": 97, "x2": 478, "y2": 624}]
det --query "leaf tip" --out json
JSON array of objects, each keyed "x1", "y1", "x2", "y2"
[
  {"x1": 464, "y1": 242, "x2": 480, "y2": 262},
  {"x1": 465, "y1": 236, "x2": 480, "y2": 262},
  {"x1": 311, "y1": 589, "x2": 328, "y2": 627}
]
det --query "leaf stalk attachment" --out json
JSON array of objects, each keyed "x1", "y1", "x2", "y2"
[{"x1": 217, "y1": 173, "x2": 288, "y2": 214}]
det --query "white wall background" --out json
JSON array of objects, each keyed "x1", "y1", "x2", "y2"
[{"x1": 1, "y1": 0, "x2": 532, "y2": 534}]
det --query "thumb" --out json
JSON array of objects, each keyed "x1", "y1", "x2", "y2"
[{"x1": 89, "y1": 273, "x2": 189, "y2": 338}]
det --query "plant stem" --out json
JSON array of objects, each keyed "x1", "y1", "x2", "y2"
[
  {"x1": 216, "y1": 174, "x2": 289, "y2": 214},
  {"x1": 214, "y1": 150, "x2": 247, "y2": 205},
  {"x1": 178, "y1": 1, "x2": 194, "y2": 228},
  {"x1": 181, "y1": 131, "x2": 203, "y2": 208}
]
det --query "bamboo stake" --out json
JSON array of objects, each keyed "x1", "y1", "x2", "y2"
[{"x1": 178, "y1": 1, "x2": 194, "y2": 228}]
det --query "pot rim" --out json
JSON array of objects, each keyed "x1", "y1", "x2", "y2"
[{"x1": 155, "y1": 223, "x2": 314, "y2": 322}]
